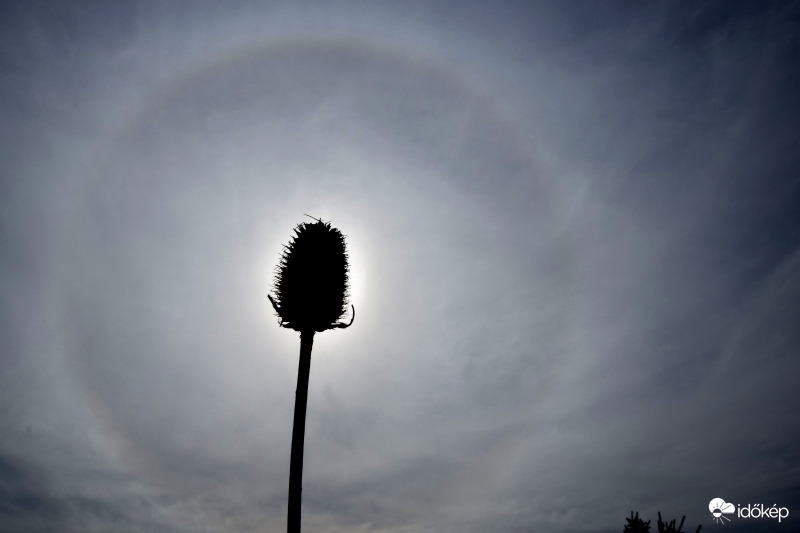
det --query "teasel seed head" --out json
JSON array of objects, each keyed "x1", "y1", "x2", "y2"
[{"x1": 269, "y1": 216, "x2": 354, "y2": 332}]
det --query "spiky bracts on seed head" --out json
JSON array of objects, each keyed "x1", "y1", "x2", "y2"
[{"x1": 269, "y1": 217, "x2": 353, "y2": 332}]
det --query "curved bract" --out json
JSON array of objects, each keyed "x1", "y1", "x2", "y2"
[{"x1": 269, "y1": 217, "x2": 354, "y2": 332}]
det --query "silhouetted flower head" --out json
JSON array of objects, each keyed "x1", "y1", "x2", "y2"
[{"x1": 270, "y1": 217, "x2": 352, "y2": 332}]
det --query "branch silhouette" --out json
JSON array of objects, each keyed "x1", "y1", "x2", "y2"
[
  {"x1": 624, "y1": 511, "x2": 701, "y2": 533},
  {"x1": 656, "y1": 511, "x2": 700, "y2": 533},
  {"x1": 269, "y1": 217, "x2": 354, "y2": 533},
  {"x1": 624, "y1": 511, "x2": 651, "y2": 533}
]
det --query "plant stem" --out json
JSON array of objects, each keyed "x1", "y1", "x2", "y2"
[{"x1": 288, "y1": 331, "x2": 314, "y2": 533}]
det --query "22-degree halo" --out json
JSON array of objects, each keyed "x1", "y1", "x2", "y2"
[{"x1": 64, "y1": 34, "x2": 556, "y2": 512}]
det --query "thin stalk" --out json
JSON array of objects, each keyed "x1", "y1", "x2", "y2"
[{"x1": 287, "y1": 331, "x2": 314, "y2": 533}]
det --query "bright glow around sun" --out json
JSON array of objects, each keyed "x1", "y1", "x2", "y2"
[{"x1": 345, "y1": 236, "x2": 365, "y2": 314}]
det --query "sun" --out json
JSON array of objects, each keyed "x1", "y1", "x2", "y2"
[{"x1": 345, "y1": 240, "x2": 365, "y2": 314}]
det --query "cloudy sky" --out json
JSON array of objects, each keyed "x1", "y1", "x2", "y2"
[{"x1": 2, "y1": 1, "x2": 799, "y2": 532}]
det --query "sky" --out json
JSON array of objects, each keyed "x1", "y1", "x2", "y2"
[{"x1": 1, "y1": 1, "x2": 799, "y2": 532}]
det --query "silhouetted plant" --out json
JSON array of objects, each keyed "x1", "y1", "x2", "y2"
[
  {"x1": 656, "y1": 512, "x2": 701, "y2": 533},
  {"x1": 269, "y1": 216, "x2": 354, "y2": 533},
  {"x1": 625, "y1": 512, "x2": 701, "y2": 533},
  {"x1": 624, "y1": 510, "x2": 651, "y2": 533}
]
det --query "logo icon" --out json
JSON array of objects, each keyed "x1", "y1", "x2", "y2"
[{"x1": 709, "y1": 498, "x2": 735, "y2": 524}]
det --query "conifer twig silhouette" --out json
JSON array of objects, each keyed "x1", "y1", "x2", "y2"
[
  {"x1": 624, "y1": 510, "x2": 651, "y2": 533},
  {"x1": 625, "y1": 511, "x2": 700, "y2": 533},
  {"x1": 269, "y1": 216, "x2": 354, "y2": 533}
]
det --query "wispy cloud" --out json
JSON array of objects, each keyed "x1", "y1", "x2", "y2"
[{"x1": 2, "y1": 1, "x2": 799, "y2": 532}]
